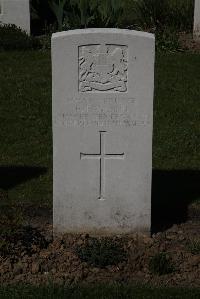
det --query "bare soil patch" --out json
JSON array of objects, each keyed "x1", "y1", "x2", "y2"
[
  {"x1": 1, "y1": 204, "x2": 200, "y2": 288},
  {"x1": 179, "y1": 33, "x2": 200, "y2": 52}
]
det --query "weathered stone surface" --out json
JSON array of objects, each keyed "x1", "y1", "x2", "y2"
[
  {"x1": 194, "y1": 0, "x2": 200, "y2": 40},
  {"x1": 52, "y1": 29, "x2": 155, "y2": 234},
  {"x1": 0, "y1": 0, "x2": 30, "y2": 34}
]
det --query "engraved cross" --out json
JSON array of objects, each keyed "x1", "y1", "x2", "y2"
[{"x1": 80, "y1": 131, "x2": 125, "y2": 201}]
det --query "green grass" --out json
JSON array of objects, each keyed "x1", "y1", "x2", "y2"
[
  {"x1": 0, "y1": 50, "x2": 200, "y2": 209},
  {"x1": 0, "y1": 50, "x2": 52, "y2": 206},
  {"x1": 154, "y1": 52, "x2": 200, "y2": 170},
  {"x1": 0, "y1": 284, "x2": 200, "y2": 299}
]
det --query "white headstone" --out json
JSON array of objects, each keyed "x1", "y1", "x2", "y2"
[
  {"x1": 194, "y1": 0, "x2": 200, "y2": 40},
  {"x1": 52, "y1": 29, "x2": 155, "y2": 235},
  {"x1": 0, "y1": 0, "x2": 30, "y2": 34}
]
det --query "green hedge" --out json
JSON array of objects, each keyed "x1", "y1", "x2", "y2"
[{"x1": 0, "y1": 24, "x2": 40, "y2": 50}]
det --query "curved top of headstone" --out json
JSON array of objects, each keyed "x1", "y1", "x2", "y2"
[{"x1": 52, "y1": 28, "x2": 155, "y2": 40}]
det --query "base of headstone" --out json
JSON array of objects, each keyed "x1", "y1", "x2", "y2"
[
  {"x1": 53, "y1": 227, "x2": 151, "y2": 236},
  {"x1": 193, "y1": 30, "x2": 200, "y2": 40},
  {"x1": 194, "y1": 0, "x2": 200, "y2": 40}
]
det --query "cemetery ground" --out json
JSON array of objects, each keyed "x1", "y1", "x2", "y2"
[{"x1": 0, "y1": 49, "x2": 200, "y2": 297}]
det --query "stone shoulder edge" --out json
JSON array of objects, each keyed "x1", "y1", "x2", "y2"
[{"x1": 51, "y1": 28, "x2": 155, "y2": 41}]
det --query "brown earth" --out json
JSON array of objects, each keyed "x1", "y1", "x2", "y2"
[
  {"x1": 0, "y1": 202, "x2": 200, "y2": 287},
  {"x1": 179, "y1": 33, "x2": 200, "y2": 52}
]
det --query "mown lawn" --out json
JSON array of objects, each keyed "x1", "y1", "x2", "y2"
[
  {"x1": 0, "y1": 50, "x2": 200, "y2": 207},
  {"x1": 0, "y1": 284, "x2": 200, "y2": 299},
  {"x1": 154, "y1": 52, "x2": 200, "y2": 170},
  {"x1": 0, "y1": 50, "x2": 52, "y2": 206}
]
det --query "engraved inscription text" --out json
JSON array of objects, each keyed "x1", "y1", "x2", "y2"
[{"x1": 54, "y1": 97, "x2": 145, "y2": 128}]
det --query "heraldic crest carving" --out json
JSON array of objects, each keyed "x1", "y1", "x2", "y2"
[{"x1": 79, "y1": 44, "x2": 128, "y2": 92}]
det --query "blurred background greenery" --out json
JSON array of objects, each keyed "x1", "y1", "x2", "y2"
[
  {"x1": 0, "y1": 0, "x2": 195, "y2": 52},
  {"x1": 30, "y1": 0, "x2": 194, "y2": 34}
]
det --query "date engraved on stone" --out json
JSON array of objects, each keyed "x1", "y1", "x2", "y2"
[
  {"x1": 79, "y1": 44, "x2": 128, "y2": 93},
  {"x1": 54, "y1": 97, "x2": 143, "y2": 128}
]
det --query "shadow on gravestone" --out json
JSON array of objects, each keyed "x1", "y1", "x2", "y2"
[
  {"x1": 0, "y1": 166, "x2": 47, "y2": 190},
  {"x1": 151, "y1": 169, "x2": 200, "y2": 233}
]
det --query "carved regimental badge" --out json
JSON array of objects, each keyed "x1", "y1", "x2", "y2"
[{"x1": 79, "y1": 44, "x2": 128, "y2": 92}]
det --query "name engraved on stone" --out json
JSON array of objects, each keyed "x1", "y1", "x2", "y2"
[
  {"x1": 54, "y1": 97, "x2": 141, "y2": 128},
  {"x1": 79, "y1": 44, "x2": 128, "y2": 92},
  {"x1": 80, "y1": 131, "x2": 125, "y2": 201}
]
